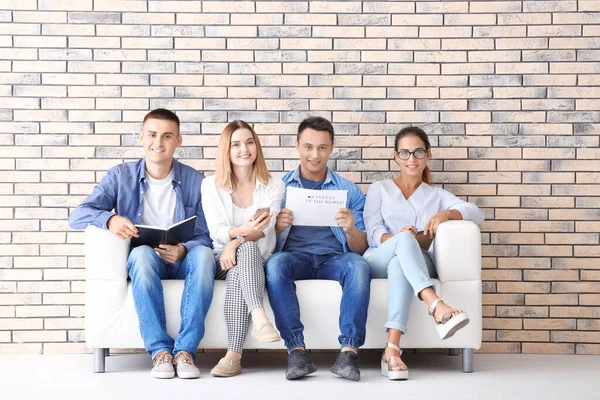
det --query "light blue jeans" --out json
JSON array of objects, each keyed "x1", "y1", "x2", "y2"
[
  {"x1": 366, "y1": 232, "x2": 437, "y2": 334},
  {"x1": 127, "y1": 245, "x2": 216, "y2": 359}
]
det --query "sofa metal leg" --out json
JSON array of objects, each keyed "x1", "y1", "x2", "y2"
[
  {"x1": 105, "y1": 348, "x2": 110, "y2": 357},
  {"x1": 94, "y1": 348, "x2": 106, "y2": 373},
  {"x1": 462, "y1": 348, "x2": 473, "y2": 373},
  {"x1": 449, "y1": 348, "x2": 459, "y2": 356}
]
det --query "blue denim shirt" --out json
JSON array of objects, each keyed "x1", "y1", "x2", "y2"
[
  {"x1": 68, "y1": 158, "x2": 212, "y2": 251},
  {"x1": 275, "y1": 166, "x2": 366, "y2": 254}
]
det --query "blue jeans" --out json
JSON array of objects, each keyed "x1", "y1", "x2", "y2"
[
  {"x1": 365, "y1": 232, "x2": 436, "y2": 334},
  {"x1": 127, "y1": 245, "x2": 216, "y2": 359},
  {"x1": 265, "y1": 251, "x2": 371, "y2": 352}
]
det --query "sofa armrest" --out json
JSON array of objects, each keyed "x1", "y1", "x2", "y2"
[
  {"x1": 432, "y1": 220, "x2": 481, "y2": 282},
  {"x1": 85, "y1": 226, "x2": 130, "y2": 281}
]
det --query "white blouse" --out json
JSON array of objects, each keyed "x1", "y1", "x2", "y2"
[
  {"x1": 201, "y1": 175, "x2": 286, "y2": 260},
  {"x1": 363, "y1": 180, "x2": 485, "y2": 254}
]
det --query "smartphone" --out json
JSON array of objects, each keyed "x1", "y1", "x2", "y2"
[{"x1": 253, "y1": 207, "x2": 270, "y2": 220}]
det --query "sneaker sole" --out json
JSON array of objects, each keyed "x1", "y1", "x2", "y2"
[
  {"x1": 176, "y1": 371, "x2": 201, "y2": 379},
  {"x1": 330, "y1": 365, "x2": 360, "y2": 382},
  {"x1": 285, "y1": 364, "x2": 317, "y2": 380},
  {"x1": 151, "y1": 371, "x2": 175, "y2": 379}
]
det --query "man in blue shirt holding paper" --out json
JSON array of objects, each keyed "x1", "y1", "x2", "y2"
[
  {"x1": 266, "y1": 116, "x2": 371, "y2": 381},
  {"x1": 69, "y1": 109, "x2": 214, "y2": 379}
]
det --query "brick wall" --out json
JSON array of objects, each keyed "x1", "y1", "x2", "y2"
[{"x1": 0, "y1": 0, "x2": 599, "y2": 354}]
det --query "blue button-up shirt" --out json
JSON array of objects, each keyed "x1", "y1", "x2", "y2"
[
  {"x1": 68, "y1": 158, "x2": 212, "y2": 251},
  {"x1": 276, "y1": 166, "x2": 366, "y2": 254}
]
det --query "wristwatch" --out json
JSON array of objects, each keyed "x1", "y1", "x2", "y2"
[{"x1": 236, "y1": 235, "x2": 245, "y2": 245}]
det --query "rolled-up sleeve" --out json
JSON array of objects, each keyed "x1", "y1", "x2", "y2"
[
  {"x1": 439, "y1": 188, "x2": 485, "y2": 225},
  {"x1": 364, "y1": 182, "x2": 389, "y2": 248},
  {"x1": 68, "y1": 168, "x2": 118, "y2": 230}
]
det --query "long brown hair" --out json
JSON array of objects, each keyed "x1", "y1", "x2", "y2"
[
  {"x1": 215, "y1": 120, "x2": 271, "y2": 189},
  {"x1": 394, "y1": 126, "x2": 432, "y2": 184}
]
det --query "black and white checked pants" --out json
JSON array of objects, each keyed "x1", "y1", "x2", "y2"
[{"x1": 215, "y1": 241, "x2": 265, "y2": 353}]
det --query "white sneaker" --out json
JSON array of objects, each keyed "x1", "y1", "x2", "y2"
[
  {"x1": 151, "y1": 351, "x2": 175, "y2": 379},
  {"x1": 174, "y1": 351, "x2": 200, "y2": 379}
]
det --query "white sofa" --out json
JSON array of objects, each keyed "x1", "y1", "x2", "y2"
[{"x1": 85, "y1": 220, "x2": 482, "y2": 373}]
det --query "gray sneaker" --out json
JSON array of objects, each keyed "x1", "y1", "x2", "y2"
[
  {"x1": 174, "y1": 351, "x2": 200, "y2": 379},
  {"x1": 151, "y1": 351, "x2": 175, "y2": 379}
]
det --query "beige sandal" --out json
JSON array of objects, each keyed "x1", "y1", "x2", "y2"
[
  {"x1": 428, "y1": 298, "x2": 470, "y2": 340},
  {"x1": 381, "y1": 343, "x2": 408, "y2": 380}
]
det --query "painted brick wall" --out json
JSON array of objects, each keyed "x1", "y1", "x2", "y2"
[{"x1": 0, "y1": 1, "x2": 598, "y2": 354}]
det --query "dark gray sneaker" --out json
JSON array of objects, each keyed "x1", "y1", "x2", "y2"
[
  {"x1": 285, "y1": 349, "x2": 318, "y2": 380},
  {"x1": 330, "y1": 351, "x2": 360, "y2": 381}
]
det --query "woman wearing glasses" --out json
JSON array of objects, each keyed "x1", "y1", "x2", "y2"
[{"x1": 363, "y1": 126, "x2": 484, "y2": 381}]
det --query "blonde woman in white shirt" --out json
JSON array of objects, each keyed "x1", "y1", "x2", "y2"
[
  {"x1": 201, "y1": 120, "x2": 285, "y2": 377},
  {"x1": 363, "y1": 126, "x2": 485, "y2": 381}
]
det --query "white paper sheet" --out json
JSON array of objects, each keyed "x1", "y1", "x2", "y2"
[{"x1": 286, "y1": 187, "x2": 348, "y2": 227}]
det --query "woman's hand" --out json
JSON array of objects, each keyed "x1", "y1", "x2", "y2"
[
  {"x1": 423, "y1": 210, "x2": 450, "y2": 239},
  {"x1": 398, "y1": 225, "x2": 418, "y2": 237},
  {"x1": 238, "y1": 211, "x2": 271, "y2": 237},
  {"x1": 220, "y1": 240, "x2": 241, "y2": 271}
]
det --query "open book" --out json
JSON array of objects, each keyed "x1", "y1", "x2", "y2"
[{"x1": 130, "y1": 216, "x2": 197, "y2": 249}]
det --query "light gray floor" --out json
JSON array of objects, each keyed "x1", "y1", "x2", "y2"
[{"x1": 3, "y1": 351, "x2": 599, "y2": 400}]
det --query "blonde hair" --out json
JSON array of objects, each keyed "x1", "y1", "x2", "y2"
[{"x1": 215, "y1": 120, "x2": 271, "y2": 189}]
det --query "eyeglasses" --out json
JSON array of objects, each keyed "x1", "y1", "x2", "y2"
[{"x1": 395, "y1": 148, "x2": 427, "y2": 160}]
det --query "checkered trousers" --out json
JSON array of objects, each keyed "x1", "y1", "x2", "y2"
[{"x1": 215, "y1": 241, "x2": 265, "y2": 353}]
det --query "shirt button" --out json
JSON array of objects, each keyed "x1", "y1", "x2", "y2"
[{"x1": 138, "y1": 213, "x2": 141, "y2": 216}]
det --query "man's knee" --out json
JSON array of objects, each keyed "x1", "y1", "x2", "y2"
[
  {"x1": 185, "y1": 245, "x2": 216, "y2": 278},
  {"x1": 341, "y1": 254, "x2": 371, "y2": 283},
  {"x1": 128, "y1": 246, "x2": 160, "y2": 283},
  {"x1": 265, "y1": 252, "x2": 293, "y2": 282}
]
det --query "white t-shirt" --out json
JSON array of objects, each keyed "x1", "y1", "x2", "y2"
[
  {"x1": 232, "y1": 203, "x2": 253, "y2": 228},
  {"x1": 141, "y1": 170, "x2": 176, "y2": 228}
]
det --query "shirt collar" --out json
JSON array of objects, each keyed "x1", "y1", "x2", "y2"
[
  {"x1": 287, "y1": 165, "x2": 334, "y2": 186},
  {"x1": 138, "y1": 158, "x2": 181, "y2": 186}
]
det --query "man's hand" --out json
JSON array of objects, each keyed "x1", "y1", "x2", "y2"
[
  {"x1": 219, "y1": 240, "x2": 241, "y2": 271},
  {"x1": 423, "y1": 210, "x2": 450, "y2": 239},
  {"x1": 107, "y1": 215, "x2": 139, "y2": 240},
  {"x1": 275, "y1": 208, "x2": 293, "y2": 237},
  {"x1": 398, "y1": 225, "x2": 417, "y2": 237},
  {"x1": 154, "y1": 244, "x2": 187, "y2": 264},
  {"x1": 335, "y1": 208, "x2": 356, "y2": 234}
]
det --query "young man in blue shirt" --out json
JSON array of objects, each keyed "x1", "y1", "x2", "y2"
[
  {"x1": 69, "y1": 109, "x2": 215, "y2": 379},
  {"x1": 266, "y1": 117, "x2": 371, "y2": 381}
]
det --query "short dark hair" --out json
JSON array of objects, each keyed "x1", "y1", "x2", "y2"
[
  {"x1": 143, "y1": 108, "x2": 180, "y2": 128},
  {"x1": 297, "y1": 116, "x2": 334, "y2": 143}
]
